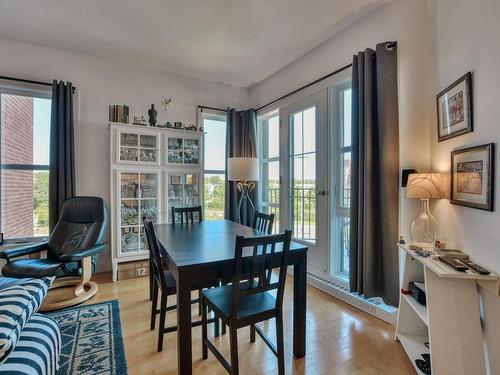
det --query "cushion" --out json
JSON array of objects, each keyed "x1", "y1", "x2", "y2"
[{"x1": 0, "y1": 277, "x2": 54, "y2": 364}]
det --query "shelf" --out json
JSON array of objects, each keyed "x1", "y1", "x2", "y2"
[
  {"x1": 401, "y1": 294, "x2": 428, "y2": 326},
  {"x1": 397, "y1": 333, "x2": 429, "y2": 375}
]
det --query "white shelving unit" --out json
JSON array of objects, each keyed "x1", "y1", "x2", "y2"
[
  {"x1": 395, "y1": 243, "x2": 498, "y2": 375},
  {"x1": 109, "y1": 122, "x2": 204, "y2": 281}
]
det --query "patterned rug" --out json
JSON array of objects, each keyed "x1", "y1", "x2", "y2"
[{"x1": 47, "y1": 300, "x2": 128, "y2": 375}]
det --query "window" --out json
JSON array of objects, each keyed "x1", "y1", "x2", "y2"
[
  {"x1": 201, "y1": 110, "x2": 227, "y2": 220},
  {"x1": 258, "y1": 111, "x2": 280, "y2": 233},
  {"x1": 0, "y1": 87, "x2": 52, "y2": 240},
  {"x1": 331, "y1": 83, "x2": 352, "y2": 278}
]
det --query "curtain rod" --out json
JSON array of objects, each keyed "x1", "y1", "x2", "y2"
[
  {"x1": 198, "y1": 105, "x2": 227, "y2": 112},
  {"x1": 256, "y1": 62, "x2": 352, "y2": 111},
  {"x1": 0, "y1": 75, "x2": 76, "y2": 93}
]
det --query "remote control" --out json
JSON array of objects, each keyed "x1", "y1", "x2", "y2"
[
  {"x1": 460, "y1": 259, "x2": 491, "y2": 275},
  {"x1": 439, "y1": 256, "x2": 469, "y2": 272}
]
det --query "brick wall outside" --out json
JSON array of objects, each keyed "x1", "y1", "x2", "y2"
[{"x1": 1, "y1": 94, "x2": 34, "y2": 238}]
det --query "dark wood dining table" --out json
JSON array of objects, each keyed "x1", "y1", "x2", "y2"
[{"x1": 154, "y1": 219, "x2": 308, "y2": 375}]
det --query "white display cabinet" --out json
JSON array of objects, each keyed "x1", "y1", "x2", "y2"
[{"x1": 109, "y1": 122, "x2": 204, "y2": 281}]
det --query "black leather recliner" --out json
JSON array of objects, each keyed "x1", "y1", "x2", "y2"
[{"x1": 0, "y1": 196, "x2": 109, "y2": 311}]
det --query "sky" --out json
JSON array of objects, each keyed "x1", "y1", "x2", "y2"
[{"x1": 33, "y1": 97, "x2": 51, "y2": 165}]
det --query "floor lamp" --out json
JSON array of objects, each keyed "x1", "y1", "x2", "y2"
[{"x1": 227, "y1": 157, "x2": 259, "y2": 224}]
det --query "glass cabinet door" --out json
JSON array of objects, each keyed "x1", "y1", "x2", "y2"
[
  {"x1": 119, "y1": 171, "x2": 158, "y2": 255},
  {"x1": 167, "y1": 173, "x2": 200, "y2": 223}
]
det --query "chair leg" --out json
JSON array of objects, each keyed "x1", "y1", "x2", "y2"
[
  {"x1": 276, "y1": 315, "x2": 285, "y2": 375},
  {"x1": 229, "y1": 327, "x2": 239, "y2": 375},
  {"x1": 250, "y1": 324, "x2": 256, "y2": 343},
  {"x1": 201, "y1": 297, "x2": 208, "y2": 360},
  {"x1": 157, "y1": 290, "x2": 168, "y2": 352},
  {"x1": 150, "y1": 282, "x2": 159, "y2": 331}
]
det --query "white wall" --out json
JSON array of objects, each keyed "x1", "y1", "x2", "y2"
[
  {"x1": 429, "y1": 0, "x2": 500, "y2": 373},
  {"x1": 0, "y1": 38, "x2": 249, "y2": 272},
  {"x1": 250, "y1": 0, "x2": 434, "y2": 244}
]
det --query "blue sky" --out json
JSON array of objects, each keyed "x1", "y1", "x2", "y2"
[{"x1": 33, "y1": 97, "x2": 51, "y2": 165}]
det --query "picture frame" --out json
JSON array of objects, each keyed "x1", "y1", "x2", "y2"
[
  {"x1": 450, "y1": 143, "x2": 494, "y2": 211},
  {"x1": 436, "y1": 72, "x2": 473, "y2": 142}
]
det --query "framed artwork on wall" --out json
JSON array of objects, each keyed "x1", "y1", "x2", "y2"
[
  {"x1": 436, "y1": 72, "x2": 473, "y2": 142},
  {"x1": 451, "y1": 143, "x2": 494, "y2": 211}
]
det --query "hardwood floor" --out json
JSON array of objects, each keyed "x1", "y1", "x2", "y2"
[{"x1": 86, "y1": 273, "x2": 415, "y2": 374}]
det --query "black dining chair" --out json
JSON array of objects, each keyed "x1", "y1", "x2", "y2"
[
  {"x1": 252, "y1": 211, "x2": 275, "y2": 234},
  {"x1": 201, "y1": 230, "x2": 292, "y2": 375},
  {"x1": 142, "y1": 217, "x2": 219, "y2": 352},
  {"x1": 171, "y1": 205, "x2": 202, "y2": 224}
]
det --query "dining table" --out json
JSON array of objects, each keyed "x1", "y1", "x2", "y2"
[{"x1": 154, "y1": 219, "x2": 308, "y2": 375}]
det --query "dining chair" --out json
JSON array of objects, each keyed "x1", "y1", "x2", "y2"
[
  {"x1": 142, "y1": 217, "x2": 219, "y2": 351},
  {"x1": 252, "y1": 211, "x2": 275, "y2": 234},
  {"x1": 201, "y1": 230, "x2": 292, "y2": 375},
  {"x1": 171, "y1": 205, "x2": 203, "y2": 224}
]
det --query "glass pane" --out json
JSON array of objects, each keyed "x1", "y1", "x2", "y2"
[
  {"x1": 340, "y1": 217, "x2": 350, "y2": 274},
  {"x1": 204, "y1": 119, "x2": 227, "y2": 171},
  {"x1": 341, "y1": 152, "x2": 351, "y2": 208},
  {"x1": 140, "y1": 135, "x2": 156, "y2": 148},
  {"x1": 168, "y1": 174, "x2": 184, "y2": 197},
  {"x1": 184, "y1": 139, "x2": 199, "y2": 164},
  {"x1": 168, "y1": 137, "x2": 183, "y2": 150},
  {"x1": 120, "y1": 133, "x2": 138, "y2": 147},
  {"x1": 139, "y1": 149, "x2": 157, "y2": 162},
  {"x1": 121, "y1": 173, "x2": 139, "y2": 198},
  {"x1": 343, "y1": 89, "x2": 352, "y2": 148},
  {"x1": 267, "y1": 116, "x2": 280, "y2": 158},
  {"x1": 0, "y1": 169, "x2": 49, "y2": 238},
  {"x1": 184, "y1": 174, "x2": 199, "y2": 197},
  {"x1": 121, "y1": 200, "x2": 139, "y2": 225},
  {"x1": 120, "y1": 147, "x2": 138, "y2": 161},
  {"x1": 121, "y1": 226, "x2": 139, "y2": 253},
  {"x1": 204, "y1": 174, "x2": 225, "y2": 221},
  {"x1": 1, "y1": 95, "x2": 51, "y2": 166},
  {"x1": 303, "y1": 107, "x2": 316, "y2": 153},
  {"x1": 140, "y1": 173, "x2": 157, "y2": 198},
  {"x1": 292, "y1": 112, "x2": 303, "y2": 155},
  {"x1": 141, "y1": 199, "x2": 157, "y2": 223}
]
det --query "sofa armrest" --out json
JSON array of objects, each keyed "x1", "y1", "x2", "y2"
[
  {"x1": 58, "y1": 243, "x2": 107, "y2": 263},
  {"x1": 0, "y1": 242, "x2": 48, "y2": 261}
]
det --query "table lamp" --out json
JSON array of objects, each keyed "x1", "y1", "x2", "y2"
[
  {"x1": 406, "y1": 173, "x2": 445, "y2": 243},
  {"x1": 227, "y1": 157, "x2": 259, "y2": 223}
]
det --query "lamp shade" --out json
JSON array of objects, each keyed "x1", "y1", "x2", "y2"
[
  {"x1": 406, "y1": 173, "x2": 445, "y2": 199},
  {"x1": 227, "y1": 157, "x2": 259, "y2": 181}
]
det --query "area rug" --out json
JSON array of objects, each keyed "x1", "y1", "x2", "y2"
[{"x1": 46, "y1": 299, "x2": 128, "y2": 375}]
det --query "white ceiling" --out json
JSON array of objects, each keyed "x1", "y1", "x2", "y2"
[{"x1": 0, "y1": 0, "x2": 385, "y2": 87}]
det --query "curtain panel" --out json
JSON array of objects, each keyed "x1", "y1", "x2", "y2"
[
  {"x1": 349, "y1": 42, "x2": 400, "y2": 307},
  {"x1": 224, "y1": 108, "x2": 258, "y2": 226},
  {"x1": 49, "y1": 80, "x2": 75, "y2": 232}
]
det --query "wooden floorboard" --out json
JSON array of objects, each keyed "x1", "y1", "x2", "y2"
[{"x1": 83, "y1": 273, "x2": 415, "y2": 374}]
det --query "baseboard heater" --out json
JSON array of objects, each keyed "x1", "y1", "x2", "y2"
[{"x1": 306, "y1": 272, "x2": 397, "y2": 325}]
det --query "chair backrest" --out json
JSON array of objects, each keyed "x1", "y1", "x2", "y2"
[
  {"x1": 171, "y1": 205, "x2": 202, "y2": 224},
  {"x1": 142, "y1": 216, "x2": 168, "y2": 291},
  {"x1": 230, "y1": 230, "x2": 292, "y2": 321},
  {"x1": 48, "y1": 196, "x2": 109, "y2": 260},
  {"x1": 252, "y1": 211, "x2": 275, "y2": 234}
]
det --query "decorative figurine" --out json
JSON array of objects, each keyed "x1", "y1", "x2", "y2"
[{"x1": 148, "y1": 104, "x2": 157, "y2": 126}]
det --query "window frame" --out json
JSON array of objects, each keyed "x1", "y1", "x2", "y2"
[
  {"x1": 0, "y1": 83, "x2": 52, "y2": 242},
  {"x1": 329, "y1": 80, "x2": 352, "y2": 282},
  {"x1": 257, "y1": 110, "x2": 281, "y2": 232},
  {"x1": 198, "y1": 107, "x2": 227, "y2": 221}
]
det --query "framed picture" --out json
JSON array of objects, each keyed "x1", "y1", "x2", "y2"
[
  {"x1": 451, "y1": 143, "x2": 494, "y2": 211},
  {"x1": 171, "y1": 174, "x2": 182, "y2": 185},
  {"x1": 436, "y1": 72, "x2": 473, "y2": 142}
]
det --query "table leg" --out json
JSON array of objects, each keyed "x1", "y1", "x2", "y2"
[
  {"x1": 177, "y1": 271, "x2": 193, "y2": 375},
  {"x1": 293, "y1": 253, "x2": 307, "y2": 358}
]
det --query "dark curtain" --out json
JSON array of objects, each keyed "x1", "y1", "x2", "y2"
[
  {"x1": 224, "y1": 108, "x2": 258, "y2": 226},
  {"x1": 349, "y1": 42, "x2": 400, "y2": 307},
  {"x1": 49, "y1": 81, "x2": 75, "y2": 232}
]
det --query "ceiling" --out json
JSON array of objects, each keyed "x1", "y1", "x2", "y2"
[{"x1": 0, "y1": 0, "x2": 386, "y2": 87}]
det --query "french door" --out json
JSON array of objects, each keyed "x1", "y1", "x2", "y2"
[{"x1": 280, "y1": 90, "x2": 329, "y2": 272}]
